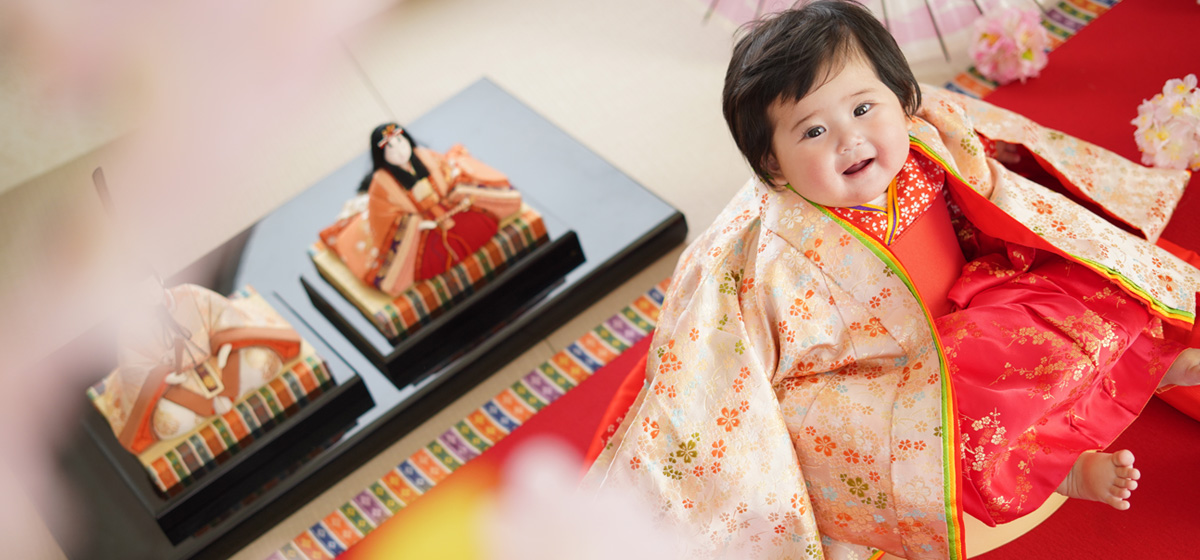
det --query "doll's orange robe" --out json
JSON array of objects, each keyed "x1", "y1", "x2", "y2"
[
  {"x1": 583, "y1": 87, "x2": 1197, "y2": 560},
  {"x1": 320, "y1": 145, "x2": 522, "y2": 297}
]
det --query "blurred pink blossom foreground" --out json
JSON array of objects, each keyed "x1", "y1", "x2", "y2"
[
  {"x1": 0, "y1": 0, "x2": 391, "y2": 554},
  {"x1": 1132, "y1": 74, "x2": 1200, "y2": 171},
  {"x1": 487, "y1": 437, "x2": 689, "y2": 560},
  {"x1": 968, "y1": 4, "x2": 1050, "y2": 85}
]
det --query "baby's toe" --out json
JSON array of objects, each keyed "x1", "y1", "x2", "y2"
[
  {"x1": 1112, "y1": 450, "x2": 1135, "y2": 466},
  {"x1": 1114, "y1": 478, "x2": 1138, "y2": 491},
  {"x1": 1115, "y1": 465, "x2": 1140, "y2": 480},
  {"x1": 1105, "y1": 494, "x2": 1131, "y2": 510}
]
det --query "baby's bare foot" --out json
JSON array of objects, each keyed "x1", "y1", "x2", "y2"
[
  {"x1": 1056, "y1": 450, "x2": 1139, "y2": 510},
  {"x1": 1161, "y1": 348, "x2": 1200, "y2": 388}
]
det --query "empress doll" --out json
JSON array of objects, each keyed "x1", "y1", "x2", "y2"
[{"x1": 319, "y1": 123, "x2": 522, "y2": 297}]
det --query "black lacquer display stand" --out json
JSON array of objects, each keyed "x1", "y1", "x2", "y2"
[{"x1": 44, "y1": 78, "x2": 687, "y2": 560}]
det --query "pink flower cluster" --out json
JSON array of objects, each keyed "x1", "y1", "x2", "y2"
[
  {"x1": 969, "y1": 6, "x2": 1050, "y2": 85},
  {"x1": 1132, "y1": 74, "x2": 1200, "y2": 171}
]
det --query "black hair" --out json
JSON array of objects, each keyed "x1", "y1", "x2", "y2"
[
  {"x1": 721, "y1": 0, "x2": 920, "y2": 187},
  {"x1": 357, "y1": 123, "x2": 430, "y2": 193}
]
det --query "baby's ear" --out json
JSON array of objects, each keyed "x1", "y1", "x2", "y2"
[{"x1": 763, "y1": 154, "x2": 787, "y2": 187}]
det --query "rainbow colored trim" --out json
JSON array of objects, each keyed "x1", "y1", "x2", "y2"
[
  {"x1": 795, "y1": 187, "x2": 965, "y2": 559},
  {"x1": 374, "y1": 209, "x2": 548, "y2": 340},
  {"x1": 844, "y1": 177, "x2": 902, "y2": 245}
]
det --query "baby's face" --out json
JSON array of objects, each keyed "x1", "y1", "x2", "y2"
[{"x1": 765, "y1": 55, "x2": 911, "y2": 208}]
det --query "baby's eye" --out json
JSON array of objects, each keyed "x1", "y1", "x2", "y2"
[
  {"x1": 805, "y1": 126, "x2": 826, "y2": 139},
  {"x1": 853, "y1": 103, "x2": 872, "y2": 117}
]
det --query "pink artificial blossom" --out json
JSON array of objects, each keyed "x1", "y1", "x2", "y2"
[
  {"x1": 1131, "y1": 74, "x2": 1200, "y2": 171},
  {"x1": 969, "y1": 5, "x2": 1050, "y2": 85}
]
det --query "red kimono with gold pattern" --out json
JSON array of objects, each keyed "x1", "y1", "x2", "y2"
[
  {"x1": 584, "y1": 86, "x2": 1197, "y2": 560},
  {"x1": 834, "y1": 148, "x2": 1185, "y2": 527}
]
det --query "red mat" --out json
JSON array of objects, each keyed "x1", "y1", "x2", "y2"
[
  {"x1": 974, "y1": 0, "x2": 1200, "y2": 556},
  {"x1": 974, "y1": 398, "x2": 1200, "y2": 558}
]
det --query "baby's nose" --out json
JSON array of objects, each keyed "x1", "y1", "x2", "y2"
[{"x1": 840, "y1": 135, "x2": 863, "y2": 154}]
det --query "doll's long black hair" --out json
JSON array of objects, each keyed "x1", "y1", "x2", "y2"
[{"x1": 357, "y1": 123, "x2": 430, "y2": 193}]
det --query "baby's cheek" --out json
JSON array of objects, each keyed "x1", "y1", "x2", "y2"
[
  {"x1": 884, "y1": 134, "x2": 911, "y2": 173},
  {"x1": 787, "y1": 164, "x2": 822, "y2": 193}
]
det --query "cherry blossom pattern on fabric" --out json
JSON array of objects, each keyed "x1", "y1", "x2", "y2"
[{"x1": 830, "y1": 150, "x2": 946, "y2": 245}]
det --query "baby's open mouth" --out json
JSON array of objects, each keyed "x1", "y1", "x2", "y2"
[{"x1": 843, "y1": 158, "x2": 873, "y2": 175}]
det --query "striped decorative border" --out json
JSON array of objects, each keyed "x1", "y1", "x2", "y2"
[
  {"x1": 87, "y1": 288, "x2": 336, "y2": 495},
  {"x1": 147, "y1": 357, "x2": 334, "y2": 495},
  {"x1": 265, "y1": 278, "x2": 671, "y2": 560},
  {"x1": 944, "y1": 0, "x2": 1120, "y2": 99}
]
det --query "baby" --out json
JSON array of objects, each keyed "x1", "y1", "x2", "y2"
[
  {"x1": 726, "y1": 0, "x2": 1200, "y2": 518},
  {"x1": 586, "y1": 1, "x2": 1200, "y2": 558}
]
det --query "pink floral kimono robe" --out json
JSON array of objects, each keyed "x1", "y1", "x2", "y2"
[{"x1": 583, "y1": 87, "x2": 1198, "y2": 559}]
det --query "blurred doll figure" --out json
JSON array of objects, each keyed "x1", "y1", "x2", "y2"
[
  {"x1": 98, "y1": 284, "x2": 301, "y2": 454},
  {"x1": 320, "y1": 123, "x2": 523, "y2": 297}
]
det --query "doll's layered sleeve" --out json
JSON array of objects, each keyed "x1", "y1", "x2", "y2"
[
  {"x1": 364, "y1": 170, "x2": 421, "y2": 296},
  {"x1": 439, "y1": 145, "x2": 523, "y2": 220}
]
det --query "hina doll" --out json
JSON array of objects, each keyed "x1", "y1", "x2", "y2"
[
  {"x1": 319, "y1": 123, "x2": 522, "y2": 297},
  {"x1": 584, "y1": 3, "x2": 1200, "y2": 559},
  {"x1": 96, "y1": 284, "x2": 301, "y2": 454}
]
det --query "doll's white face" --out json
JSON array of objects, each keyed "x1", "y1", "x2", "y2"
[
  {"x1": 383, "y1": 133, "x2": 414, "y2": 168},
  {"x1": 765, "y1": 54, "x2": 911, "y2": 208}
]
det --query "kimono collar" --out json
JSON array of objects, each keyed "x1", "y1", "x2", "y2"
[{"x1": 756, "y1": 140, "x2": 952, "y2": 351}]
